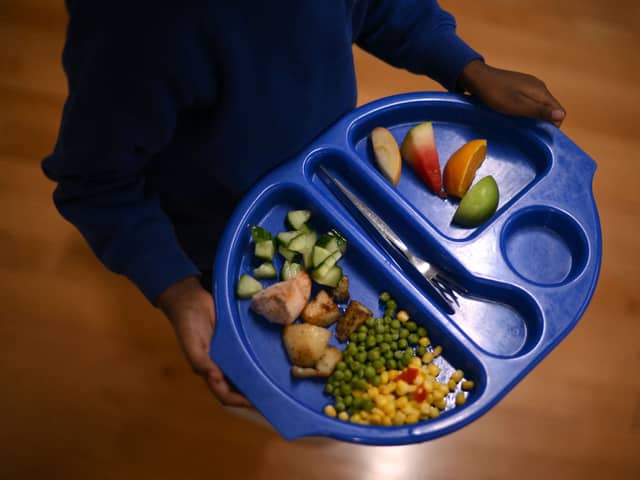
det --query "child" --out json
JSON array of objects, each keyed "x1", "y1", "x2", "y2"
[{"x1": 43, "y1": 0, "x2": 565, "y2": 407}]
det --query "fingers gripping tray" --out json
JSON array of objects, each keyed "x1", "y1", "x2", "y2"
[{"x1": 211, "y1": 93, "x2": 602, "y2": 445}]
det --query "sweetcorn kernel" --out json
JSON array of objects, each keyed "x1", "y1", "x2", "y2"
[
  {"x1": 351, "y1": 413, "x2": 362, "y2": 423},
  {"x1": 380, "y1": 372, "x2": 389, "y2": 384},
  {"x1": 427, "y1": 364, "x2": 440, "y2": 376},
  {"x1": 382, "y1": 416, "x2": 393, "y2": 426},
  {"x1": 451, "y1": 369, "x2": 464, "y2": 383},
  {"x1": 396, "y1": 396, "x2": 409, "y2": 409},
  {"x1": 406, "y1": 412, "x2": 420, "y2": 424},
  {"x1": 419, "y1": 337, "x2": 430, "y2": 347},
  {"x1": 410, "y1": 357, "x2": 422, "y2": 369},
  {"x1": 324, "y1": 405, "x2": 337, "y2": 417},
  {"x1": 429, "y1": 406, "x2": 440, "y2": 419},
  {"x1": 375, "y1": 395, "x2": 388, "y2": 408},
  {"x1": 370, "y1": 413, "x2": 382, "y2": 425},
  {"x1": 397, "y1": 310, "x2": 409, "y2": 322},
  {"x1": 456, "y1": 392, "x2": 467, "y2": 406},
  {"x1": 447, "y1": 379, "x2": 458, "y2": 391},
  {"x1": 382, "y1": 403, "x2": 396, "y2": 417},
  {"x1": 462, "y1": 380, "x2": 475, "y2": 391},
  {"x1": 367, "y1": 387, "x2": 380, "y2": 398},
  {"x1": 396, "y1": 380, "x2": 409, "y2": 396},
  {"x1": 432, "y1": 345, "x2": 443, "y2": 357},
  {"x1": 435, "y1": 398, "x2": 446, "y2": 410},
  {"x1": 338, "y1": 411, "x2": 349, "y2": 421},
  {"x1": 422, "y1": 352, "x2": 434, "y2": 364},
  {"x1": 393, "y1": 411, "x2": 407, "y2": 425}
]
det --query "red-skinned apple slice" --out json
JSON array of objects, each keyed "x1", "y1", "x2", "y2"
[
  {"x1": 400, "y1": 121, "x2": 446, "y2": 198},
  {"x1": 370, "y1": 127, "x2": 402, "y2": 186}
]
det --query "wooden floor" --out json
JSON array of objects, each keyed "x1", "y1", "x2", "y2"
[{"x1": 1, "y1": 1, "x2": 639, "y2": 478}]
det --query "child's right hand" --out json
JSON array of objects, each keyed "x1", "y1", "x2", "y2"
[{"x1": 157, "y1": 276, "x2": 252, "y2": 408}]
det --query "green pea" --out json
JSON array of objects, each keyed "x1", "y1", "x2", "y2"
[
  {"x1": 399, "y1": 329, "x2": 409, "y2": 339},
  {"x1": 406, "y1": 321, "x2": 417, "y2": 332},
  {"x1": 375, "y1": 333, "x2": 384, "y2": 343},
  {"x1": 349, "y1": 333, "x2": 358, "y2": 342},
  {"x1": 353, "y1": 397, "x2": 363, "y2": 409},
  {"x1": 357, "y1": 352, "x2": 367, "y2": 363},
  {"x1": 324, "y1": 384, "x2": 334, "y2": 394},
  {"x1": 335, "y1": 402, "x2": 346, "y2": 412},
  {"x1": 417, "y1": 346, "x2": 427, "y2": 356},
  {"x1": 366, "y1": 336, "x2": 377, "y2": 348},
  {"x1": 357, "y1": 332, "x2": 367, "y2": 343},
  {"x1": 386, "y1": 300, "x2": 397, "y2": 310},
  {"x1": 366, "y1": 317, "x2": 375, "y2": 328},
  {"x1": 398, "y1": 338, "x2": 408, "y2": 349},
  {"x1": 361, "y1": 399, "x2": 373, "y2": 411},
  {"x1": 334, "y1": 370, "x2": 345, "y2": 381},
  {"x1": 372, "y1": 375, "x2": 382, "y2": 386},
  {"x1": 394, "y1": 350, "x2": 404, "y2": 359},
  {"x1": 384, "y1": 351, "x2": 393, "y2": 360},
  {"x1": 391, "y1": 319, "x2": 401, "y2": 329},
  {"x1": 380, "y1": 343, "x2": 390, "y2": 353},
  {"x1": 387, "y1": 359, "x2": 397, "y2": 369},
  {"x1": 379, "y1": 292, "x2": 391, "y2": 302},
  {"x1": 408, "y1": 333, "x2": 419, "y2": 344},
  {"x1": 364, "y1": 366, "x2": 376, "y2": 379},
  {"x1": 358, "y1": 344, "x2": 366, "y2": 352},
  {"x1": 344, "y1": 395, "x2": 353, "y2": 406},
  {"x1": 358, "y1": 325, "x2": 368, "y2": 334},
  {"x1": 417, "y1": 327, "x2": 427, "y2": 337},
  {"x1": 391, "y1": 332, "x2": 400, "y2": 341},
  {"x1": 372, "y1": 359, "x2": 384, "y2": 371},
  {"x1": 368, "y1": 350, "x2": 380, "y2": 361},
  {"x1": 343, "y1": 370, "x2": 353, "y2": 381},
  {"x1": 337, "y1": 361, "x2": 347, "y2": 371},
  {"x1": 390, "y1": 341, "x2": 398, "y2": 350},
  {"x1": 341, "y1": 384, "x2": 352, "y2": 396},
  {"x1": 347, "y1": 343, "x2": 358, "y2": 354}
]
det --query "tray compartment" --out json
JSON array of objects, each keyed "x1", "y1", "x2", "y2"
[
  {"x1": 227, "y1": 182, "x2": 485, "y2": 420},
  {"x1": 307, "y1": 151, "x2": 543, "y2": 358},
  {"x1": 347, "y1": 100, "x2": 552, "y2": 240},
  {"x1": 501, "y1": 206, "x2": 589, "y2": 286}
]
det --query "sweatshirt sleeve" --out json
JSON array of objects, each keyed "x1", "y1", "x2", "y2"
[
  {"x1": 353, "y1": 0, "x2": 483, "y2": 92},
  {"x1": 42, "y1": 3, "x2": 217, "y2": 304}
]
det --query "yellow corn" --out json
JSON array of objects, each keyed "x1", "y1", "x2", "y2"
[
  {"x1": 375, "y1": 395, "x2": 388, "y2": 408},
  {"x1": 410, "y1": 357, "x2": 422, "y2": 369},
  {"x1": 396, "y1": 380, "x2": 409, "y2": 396},
  {"x1": 392, "y1": 411, "x2": 407, "y2": 425},
  {"x1": 451, "y1": 369, "x2": 464, "y2": 383},
  {"x1": 351, "y1": 413, "x2": 362, "y2": 423},
  {"x1": 402, "y1": 404, "x2": 417, "y2": 416},
  {"x1": 396, "y1": 396, "x2": 409, "y2": 409},
  {"x1": 324, "y1": 405, "x2": 337, "y2": 417},
  {"x1": 370, "y1": 413, "x2": 382, "y2": 425},
  {"x1": 427, "y1": 364, "x2": 440, "y2": 376},
  {"x1": 406, "y1": 412, "x2": 420, "y2": 424},
  {"x1": 382, "y1": 403, "x2": 396, "y2": 417},
  {"x1": 423, "y1": 379, "x2": 434, "y2": 392},
  {"x1": 432, "y1": 390, "x2": 444, "y2": 402},
  {"x1": 433, "y1": 345, "x2": 442, "y2": 357},
  {"x1": 367, "y1": 386, "x2": 380, "y2": 398},
  {"x1": 352, "y1": 390, "x2": 363, "y2": 398},
  {"x1": 382, "y1": 416, "x2": 393, "y2": 426},
  {"x1": 447, "y1": 379, "x2": 457, "y2": 391},
  {"x1": 360, "y1": 411, "x2": 369, "y2": 420},
  {"x1": 338, "y1": 411, "x2": 349, "y2": 421},
  {"x1": 428, "y1": 406, "x2": 440, "y2": 419},
  {"x1": 414, "y1": 375, "x2": 424, "y2": 386},
  {"x1": 380, "y1": 371, "x2": 389, "y2": 384},
  {"x1": 420, "y1": 403, "x2": 431, "y2": 416},
  {"x1": 419, "y1": 336, "x2": 430, "y2": 347},
  {"x1": 397, "y1": 310, "x2": 409, "y2": 322},
  {"x1": 435, "y1": 398, "x2": 446, "y2": 410},
  {"x1": 456, "y1": 392, "x2": 467, "y2": 406},
  {"x1": 461, "y1": 380, "x2": 475, "y2": 391},
  {"x1": 422, "y1": 352, "x2": 434, "y2": 364}
]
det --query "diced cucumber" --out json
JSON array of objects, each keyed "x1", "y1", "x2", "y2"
[
  {"x1": 278, "y1": 245, "x2": 298, "y2": 262},
  {"x1": 316, "y1": 234, "x2": 339, "y2": 253},
  {"x1": 328, "y1": 228, "x2": 347, "y2": 253},
  {"x1": 312, "y1": 265, "x2": 343, "y2": 287},
  {"x1": 236, "y1": 274, "x2": 262, "y2": 298},
  {"x1": 312, "y1": 245, "x2": 332, "y2": 267},
  {"x1": 253, "y1": 262, "x2": 277, "y2": 279},
  {"x1": 297, "y1": 223, "x2": 313, "y2": 234},
  {"x1": 287, "y1": 210, "x2": 311, "y2": 230},
  {"x1": 313, "y1": 250, "x2": 342, "y2": 278},
  {"x1": 254, "y1": 240, "x2": 275, "y2": 260},
  {"x1": 288, "y1": 231, "x2": 317, "y2": 253},
  {"x1": 277, "y1": 230, "x2": 302, "y2": 246},
  {"x1": 250, "y1": 225, "x2": 272, "y2": 242},
  {"x1": 281, "y1": 260, "x2": 303, "y2": 280}
]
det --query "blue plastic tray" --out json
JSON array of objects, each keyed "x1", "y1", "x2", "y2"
[{"x1": 211, "y1": 92, "x2": 601, "y2": 445}]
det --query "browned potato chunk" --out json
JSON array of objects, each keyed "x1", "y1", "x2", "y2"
[
  {"x1": 315, "y1": 346, "x2": 342, "y2": 377},
  {"x1": 336, "y1": 300, "x2": 373, "y2": 342},
  {"x1": 282, "y1": 323, "x2": 331, "y2": 367},
  {"x1": 301, "y1": 290, "x2": 340, "y2": 327},
  {"x1": 330, "y1": 275, "x2": 350, "y2": 303}
]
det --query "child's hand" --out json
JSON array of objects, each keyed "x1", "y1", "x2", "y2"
[
  {"x1": 458, "y1": 59, "x2": 566, "y2": 127},
  {"x1": 158, "y1": 277, "x2": 252, "y2": 408}
]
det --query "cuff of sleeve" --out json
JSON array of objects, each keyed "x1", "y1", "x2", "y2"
[
  {"x1": 124, "y1": 239, "x2": 201, "y2": 306},
  {"x1": 418, "y1": 30, "x2": 484, "y2": 92}
]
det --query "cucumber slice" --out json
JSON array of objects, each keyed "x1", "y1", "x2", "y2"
[
  {"x1": 278, "y1": 245, "x2": 298, "y2": 262},
  {"x1": 288, "y1": 231, "x2": 317, "y2": 253},
  {"x1": 281, "y1": 260, "x2": 303, "y2": 280},
  {"x1": 236, "y1": 274, "x2": 262, "y2": 298},
  {"x1": 287, "y1": 210, "x2": 311, "y2": 230},
  {"x1": 313, "y1": 250, "x2": 342, "y2": 278},
  {"x1": 277, "y1": 230, "x2": 302, "y2": 246},
  {"x1": 250, "y1": 225, "x2": 272, "y2": 242},
  {"x1": 316, "y1": 234, "x2": 339, "y2": 253},
  {"x1": 312, "y1": 265, "x2": 343, "y2": 287},
  {"x1": 312, "y1": 245, "x2": 332, "y2": 267},
  {"x1": 254, "y1": 240, "x2": 275, "y2": 260},
  {"x1": 253, "y1": 262, "x2": 277, "y2": 279},
  {"x1": 328, "y1": 229, "x2": 347, "y2": 253}
]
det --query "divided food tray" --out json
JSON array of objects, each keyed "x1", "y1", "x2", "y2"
[{"x1": 210, "y1": 92, "x2": 601, "y2": 445}]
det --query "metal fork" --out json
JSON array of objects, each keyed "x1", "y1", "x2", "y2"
[{"x1": 318, "y1": 166, "x2": 467, "y2": 309}]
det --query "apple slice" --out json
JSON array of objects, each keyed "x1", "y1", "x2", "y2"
[
  {"x1": 370, "y1": 127, "x2": 402, "y2": 186},
  {"x1": 401, "y1": 121, "x2": 446, "y2": 198},
  {"x1": 452, "y1": 175, "x2": 499, "y2": 227}
]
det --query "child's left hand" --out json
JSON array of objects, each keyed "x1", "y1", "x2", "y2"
[{"x1": 458, "y1": 59, "x2": 566, "y2": 127}]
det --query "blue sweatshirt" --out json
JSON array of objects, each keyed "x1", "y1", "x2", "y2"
[{"x1": 42, "y1": 0, "x2": 481, "y2": 304}]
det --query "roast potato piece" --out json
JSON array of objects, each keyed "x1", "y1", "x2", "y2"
[
  {"x1": 329, "y1": 275, "x2": 350, "y2": 303},
  {"x1": 250, "y1": 271, "x2": 311, "y2": 325},
  {"x1": 282, "y1": 323, "x2": 331, "y2": 367},
  {"x1": 336, "y1": 300, "x2": 372, "y2": 342},
  {"x1": 290, "y1": 346, "x2": 342, "y2": 378},
  {"x1": 301, "y1": 290, "x2": 340, "y2": 327}
]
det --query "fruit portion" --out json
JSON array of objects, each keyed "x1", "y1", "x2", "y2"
[
  {"x1": 370, "y1": 127, "x2": 402, "y2": 186},
  {"x1": 443, "y1": 139, "x2": 487, "y2": 198},
  {"x1": 453, "y1": 175, "x2": 499, "y2": 227},
  {"x1": 400, "y1": 122, "x2": 446, "y2": 198}
]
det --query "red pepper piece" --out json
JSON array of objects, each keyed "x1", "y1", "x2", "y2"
[
  {"x1": 413, "y1": 385, "x2": 427, "y2": 403},
  {"x1": 396, "y1": 367, "x2": 419, "y2": 384}
]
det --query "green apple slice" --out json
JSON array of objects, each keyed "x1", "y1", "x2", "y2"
[{"x1": 453, "y1": 175, "x2": 499, "y2": 227}]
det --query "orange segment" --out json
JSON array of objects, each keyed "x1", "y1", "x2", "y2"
[{"x1": 443, "y1": 139, "x2": 487, "y2": 198}]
